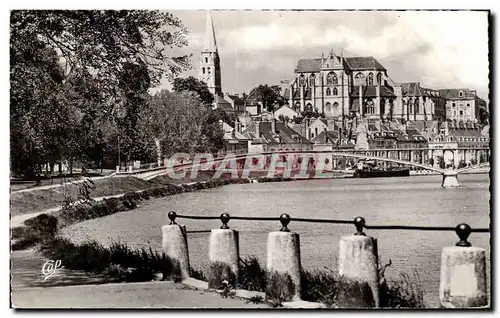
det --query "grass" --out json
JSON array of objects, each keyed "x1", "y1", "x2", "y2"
[
  {"x1": 39, "y1": 237, "x2": 181, "y2": 283},
  {"x1": 231, "y1": 256, "x2": 425, "y2": 308},
  {"x1": 12, "y1": 176, "x2": 291, "y2": 252},
  {"x1": 10, "y1": 176, "x2": 158, "y2": 217}
]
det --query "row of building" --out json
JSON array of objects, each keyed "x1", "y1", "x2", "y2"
[{"x1": 199, "y1": 12, "x2": 490, "y2": 168}]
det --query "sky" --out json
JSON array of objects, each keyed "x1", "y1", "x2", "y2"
[{"x1": 155, "y1": 10, "x2": 490, "y2": 102}]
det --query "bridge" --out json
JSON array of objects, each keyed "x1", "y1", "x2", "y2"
[{"x1": 116, "y1": 147, "x2": 490, "y2": 188}]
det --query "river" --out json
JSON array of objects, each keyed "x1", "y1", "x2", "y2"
[{"x1": 61, "y1": 173, "x2": 491, "y2": 308}]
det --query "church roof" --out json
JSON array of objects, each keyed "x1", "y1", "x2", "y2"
[
  {"x1": 345, "y1": 57, "x2": 386, "y2": 71},
  {"x1": 295, "y1": 56, "x2": 386, "y2": 73},
  {"x1": 203, "y1": 11, "x2": 218, "y2": 52}
]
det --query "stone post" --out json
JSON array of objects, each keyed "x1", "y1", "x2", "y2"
[
  {"x1": 128, "y1": 165, "x2": 133, "y2": 173},
  {"x1": 266, "y1": 214, "x2": 302, "y2": 302},
  {"x1": 162, "y1": 211, "x2": 190, "y2": 279},
  {"x1": 439, "y1": 224, "x2": 488, "y2": 308},
  {"x1": 116, "y1": 166, "x2": 120, "y2": 173},
  {"x1": 338, "y1": 217, "x2": 379, "y2": 307},
  {"x1": 208, "y1": 213, "x2": 239, "y2": 289},
  {"x1": 442, "y1": 170, "x2": 460, "y2": 188}
]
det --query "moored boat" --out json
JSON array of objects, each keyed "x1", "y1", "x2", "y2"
[{"x1": 353, "y1": 160, "x2": 410, "y2": 178}]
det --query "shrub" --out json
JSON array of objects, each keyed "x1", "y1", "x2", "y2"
[
  {"x1": 208, "y1": 261, "x2": 236, "y2": 289},
  {"x1": 266, "y1": 271, "x2": 295, "y2": 305},
  {"x1": 379, "y1": 271, "x2": 424, "y2": 308},
  {"x1": 190, "y1": 266, "x2": 207, "y2": 281},
  {"x1": 40, "y1": 237, "x2": 180, "y2": 283},
  {"x1": 238, "y1": 256, "x2": 266, "y2": 292}
]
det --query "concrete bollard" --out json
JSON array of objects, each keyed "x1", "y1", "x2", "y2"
[
  {"x1": 208, "y1": 213, "x2": 239, "y2": 289},
  {"x1": 442, "y1": 170, "x2": 460, "y2": 188},
  {"x1": 439, "y1": 224, "x2": 488, "y2": 308},
  {"x1": 338, "y1": 217, "x2": 379, "y2": 307},
  {"x1": 161, "y1": 211, "x2": 190, "y2": 279},
  {"x1": 266, "y1": 214, "x2": 302, "y2": 302}
]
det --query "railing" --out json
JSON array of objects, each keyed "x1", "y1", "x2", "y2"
[{"x1": 162, "y1": 211, "x2": 490, "y2": 308}]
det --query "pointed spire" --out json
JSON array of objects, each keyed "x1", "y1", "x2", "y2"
[{"x1": 204, "y1": 11, "x2": 218, "y2": 52}]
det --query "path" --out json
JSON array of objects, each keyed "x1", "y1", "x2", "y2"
[
  {"x1": 11, "y1": 173, "x2": 117, "y2": 194},
  {"x1": 11, "y1": 249, "x2": 268, "y2": 308},
  {"x1": 11, "y1": 281, "x2": 269, "y2": 308},
  {"x1": 10, "y1": 192, "x2": 139, "y2": 229}
]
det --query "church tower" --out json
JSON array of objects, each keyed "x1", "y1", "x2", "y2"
[{"x1": 199, "y1": 11, "x2": 222, "y2": 97}]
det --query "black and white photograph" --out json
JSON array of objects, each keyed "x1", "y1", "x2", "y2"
[{"x1": 8, "y1": 6, "x2": 492, "y2": 310}]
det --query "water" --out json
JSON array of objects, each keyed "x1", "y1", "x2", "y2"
[
  {"x1": 62, "y1": 173, "x2": 491, "y2": 307},
  {"x1": 179, "y1": 174, "x2": 490, "y2": 306}
]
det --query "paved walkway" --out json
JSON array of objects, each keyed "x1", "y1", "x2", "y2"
[
  {"x1": 10, "y1": 192, "x2": 137, "y2": 228},
  {"x1": 12, "y1": 281, "x2": 268, "y2": 308},
  {"x1": 11, "y1": 249, "x2": 267, "y2": 308},
  {"x1": 11, "y1": 174, "x2": 117, "y2": 194}
]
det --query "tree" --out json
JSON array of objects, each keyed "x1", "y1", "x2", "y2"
[
  {"x1": 249, "y1": 84, "x2": 285, "y2": 113},
  {"x1": 479, "y1": 108, "x2": 489, "y2": 125},
  {"x1": 206, "y1": 108, "x2": 237, "y2": 127},
  {"x1": 437, "y1": 156, "x2": 445, "y2": 169},
  {"x1": 173, "y1": 76, "x2": 214, "y2": 105},
  {"x1": 10, "y1": 10, "x2": 190, "y2": 176},
  {"x1": 140, "y1": 90, "x2": 224, "y2": 157}
]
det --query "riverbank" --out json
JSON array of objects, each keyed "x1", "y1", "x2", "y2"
[{"x1": 52, "y1": 174, "x2": 490, "y2": 308}]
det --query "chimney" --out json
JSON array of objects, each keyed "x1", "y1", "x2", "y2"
[
  {"x1": 255, "y1": 122, "x2": 260, "y2": 138},
  {"x1": 271, "y1": 118, "x2": 276, "y2": 134},
  {"x1": 324, "y1": 127, "x2": 328, "y2": 143}
]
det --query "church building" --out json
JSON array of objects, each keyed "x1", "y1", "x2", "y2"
[
  {"x1": 284, "y1": 50, "x2": 401, "y2": 121},
  {"x1": 198, "y1": 11, "x2": 236, "y2": 112}
]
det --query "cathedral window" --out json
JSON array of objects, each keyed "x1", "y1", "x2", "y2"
[
  {"x1": 326, "y1": 72, "x2": 337, "y2": 85},
  {"x1": 333, "y1": 87, "x2": 338, "y2": 96},
  {"x1": 377, "y1": 72, "x2": 382, "y2": 85},
  {"x1": 205, "y1": 57, "x2": 208, "y2": 63},
  {"x1": 208, "y1": 67, "x2": 211, "y2": 75},
  {"x1": 355, "y1": 72, "x2": 365, "y2": 86},
  {"x1": 365, "y1": 100, "x2": 375, "y2": 114},
  {"x1": 333, "y1": 102, "x2": 339, "y2": 115},
  {"x1": 368, "y1": 73, "x2": 374, "y2": 86},
  {"x1": 309, "y1": 74, "x2": 316, "y2": 86},
  {"x1": 299, "y1": 74, "x2": 306, "y2": 86},
  {"x1": 294, "y1": 102, "x2": 301, "y2": 111},
  {"x1": 202, "y1": 67, "x2": 205, "y2": 74},
  {"x1": 326, "y1": 88, "x2": 331, "y2": 96},
  {"x1": 325, "y1": 102, "x2": 331, "y2": 113}
]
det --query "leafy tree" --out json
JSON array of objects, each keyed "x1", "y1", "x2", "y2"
[
  {"x1": 206, "y1": 108, "x2": 237, "y2": 127},
  {"x1": 10, "y1": 10, "x2": 190, "y2": 176},
  {"x1": 173, "y1": 76, "x2": 214, "y2": 105},
  {"x1": 140, "y1": 90, "x2": 224, "y2": 157},
  {"x1": 249, "y1": 84, "x2": 285, "y2": 113},
  {"x1": 479, "y1": 108, "x2": 489, "y2": 125},
  {"x1": 427, "y1": 157, "x2": 434, "y2": 167},
  {"x1": 457, "y1": 159, "x2": 467, "y2": 169},
  {"x1": 437, "y1": 156, "x2": 445, "y2": 169}
]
